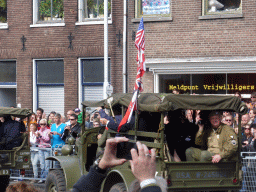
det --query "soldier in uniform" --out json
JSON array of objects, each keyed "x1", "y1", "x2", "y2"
[
  {"x1": 185, "y1": 111, "x2": 238, "y2": 163},
  {"x1": 0, "y1": 115, "x2": 25, "y2": 150}
]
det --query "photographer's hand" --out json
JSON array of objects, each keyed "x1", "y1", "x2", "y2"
[
  {"x1": 130, "y1": 142, "x2": 156, "y2": 183},
  {"x1": 98, "y1": 137, "x2": 129, "y2": 170}
]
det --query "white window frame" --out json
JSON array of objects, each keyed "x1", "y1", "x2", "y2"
[
  {"x1": 31, "y1": 0, "x2": 65, "y2": 28},
  {"x1": 76, "y1": 0, "x2": 112, "y2": 25},
  {"x1": 0, "y1": 23, "x2": 8, "y2": 29}
]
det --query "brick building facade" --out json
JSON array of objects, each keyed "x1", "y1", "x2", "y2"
[
  {"x1": 0, "y1": 0, "x2": 126, "y2": 115},
  {"x1": 127, "y1": 0, "x2": 256, "y2": 97}
]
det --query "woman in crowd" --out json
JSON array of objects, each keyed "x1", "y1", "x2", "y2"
[
  {"x1": 242, "y1": 124, "x2": 253, "y2": 152},
  {"x1": 36, "y1": 119, "x2": 51, "y2": 183},
  {"x1": 29, "y1": 123, "x2": 39, "y2": 183},
  {"x1": 23, "y1": 112, "x2": 37, "y2": 130}
]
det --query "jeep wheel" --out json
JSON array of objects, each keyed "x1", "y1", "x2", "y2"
[
  {"x1": 0, "y1": 175, "x2": 9, "y2": 192},
  {"x1": 109, "y1": 182, "x2": 127, "y2": 192},
  {"x1": 45, "y1": 170, "x2": 66, "y2": 192}
]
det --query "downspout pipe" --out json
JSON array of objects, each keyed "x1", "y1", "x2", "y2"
[
  {"x1": 103, "y1": 0, "x2": 109, "y2": 99},
  {"x1": 123, "y1": 0, "x2": 127, "y2": 93}
]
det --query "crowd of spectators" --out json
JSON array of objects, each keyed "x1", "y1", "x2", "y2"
[{"x1": 23, "y1": 107, "x2": 84, "y2": 183}]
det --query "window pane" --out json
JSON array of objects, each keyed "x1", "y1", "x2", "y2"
[
  {"x1": 141, "y1": 0, "x2": 170, "y2": 16},
  {"x1": 0, "y1": 0, "x2": 7, "y2": 23},
  {"x1": 83, "y1": 59, "x2": 110, "y2": 83},
  {"x1": 206, "y1": 0, "x2": 241, "y2": 14},
  {"x1": 0, "y1": 61, "x2": 16, "y2": 82},
  {"x1": 84, "y1": 0, "x2": 111, "y2": 19},
  {"x1": 192, "y1": 74, "x2": 226, "y2": 94},
  {"x1": 159, "y1": 74, "x2": 190, "y2": 93},
  {"x1": 39, "y1": 0, "x2": 64, "y2": 21},
  {"x1": 227, "y1": 74, "x2": 256, "y2": 94},
  {"x1": 37, "y1": 60, "x2": 64, "y2": 84}
]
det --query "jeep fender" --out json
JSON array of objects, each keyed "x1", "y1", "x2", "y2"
[
  {"x1": 102, "y1": 169, "x2": 136, "y2": 192},
  {"x1": 46, "y1": 156, "x2": 83, "y2": 190}
]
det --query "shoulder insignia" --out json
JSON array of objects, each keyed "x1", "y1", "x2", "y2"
[{"x1": 231, "y1": 139, "x2": 237, "y2": 145}]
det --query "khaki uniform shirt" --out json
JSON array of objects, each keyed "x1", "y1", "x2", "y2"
[
  {"x1": 195, "y1": 123, "x2": 238, "y2": 159},
  {"x1": 207, "y1": 129, "x2": 220, "y2": 154}
]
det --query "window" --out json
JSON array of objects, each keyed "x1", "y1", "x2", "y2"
[
  {"x1": 37, "y1": 60, "x2": 64, "y2": 84},
  {"x1": 0, "y1": 61, "x2": 16, "y2": 83},
  {"x1": 33, "y1": 60, "x2": 64, "y2": 116},
  {"x1": 203, "y1": 0, "x2": 241, "y2": 16},
  {"x1": 79, "y1": 58, "x2": 110, "y2": 104},
  {"x1": 32, "y1": 0, "x2": 64, "y2": 26},
  {"x1": 136, "y1": 0, "x2": 171, "y2": 18},
  {"x1": 159, "y1": 73, "x2": 255, "y2": 95},
  {"x1": 0, "y1": 0, "x2": 7, "y2": 23},
  {"x1": 78, "y1": 0, "x2": 111, "y2": 23},
  {"x1": 83, "y1": 59, "x2": 110, "y2": 84},
  {"x1": 0, "y1": 61, "x2": 16, "y2": 107}
]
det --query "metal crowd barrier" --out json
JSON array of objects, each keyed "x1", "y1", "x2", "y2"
[
  {"x1": 240, "y1": 152, "x2": 256, "y2": 192},
  {"x1": 10, "y1": 144, "x2": 63, "y2": 182}
]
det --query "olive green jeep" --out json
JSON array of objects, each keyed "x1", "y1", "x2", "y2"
[
  {"x1": 0, "y1": 107, "x2": 32, "y2": 191},
  {"x1": 45, "y1": 94, "x2": 246, "y2": 192}
]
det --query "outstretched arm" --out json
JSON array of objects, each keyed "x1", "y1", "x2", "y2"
[{"x1": 73, "y1": 137, "x2": 129, "y2": 192}]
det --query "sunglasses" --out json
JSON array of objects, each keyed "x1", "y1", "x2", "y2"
[
  {"x1": 226, "y1": 119, "x2": 232, "y2": 122},
  {"x1": 69, "y1": 119, "x2": 76, "y2": 121},
  {"x1": 40, "y1": 124, "x2": 46, "y2": 126}
]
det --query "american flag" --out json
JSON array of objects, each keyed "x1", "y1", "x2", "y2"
[
  {"x1": 117, "y1": 18, "x2": 145, "y2": 132},
  {"x1": 134, "y1": 17, "x2": 145, "y2": 91}
]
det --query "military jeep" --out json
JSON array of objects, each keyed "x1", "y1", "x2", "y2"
[
  {"x1": 45, "y1": 93, "x2": 246, "y2": 192},
  {"x1": 0, "y1": 107, "x2": 32, "y2": 191}
]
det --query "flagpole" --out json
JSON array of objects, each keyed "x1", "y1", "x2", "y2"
[
  {"x1": 134, "y1": 87, "x2": 140, "y2": 142},
  {"x1": 117, "y1": 18, "x2": 145, "y2": 134},
  {"x1": 103, "y1": 0, "x2": 108, "y2": 99}
]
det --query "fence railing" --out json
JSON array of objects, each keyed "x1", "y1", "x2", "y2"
[
  {"x1": 240, "y1": 152, "x2": 256, "y2": 192},
  {"x1": 10, "y1": 144, "x2": 64, "y2": 181}
]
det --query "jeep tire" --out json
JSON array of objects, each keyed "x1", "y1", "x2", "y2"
[
  {"x1": 109, "y1": 182, "x2": 127, "y2": 192},
  {"x1": 45, "y1": 169, "x2": 66, "y2": 192}
]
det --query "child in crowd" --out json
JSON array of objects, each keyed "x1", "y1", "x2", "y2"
[{"x1": 29, "y1": 123, "x2": 40, "y2": 183}]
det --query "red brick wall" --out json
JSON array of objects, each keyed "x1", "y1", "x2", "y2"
[{"x1": 0, "y1": 0, "x2": 124, "y2": 114}]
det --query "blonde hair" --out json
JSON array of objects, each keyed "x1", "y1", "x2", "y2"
[{"x1": 39, "y1": 118, "x2": 47, "y2": 125}]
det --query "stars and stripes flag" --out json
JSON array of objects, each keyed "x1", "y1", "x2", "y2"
[
  {"x1": 117, "y1": 18, "x2": 145, "y2": 132},
  {"x1": 134, "y1": 17, "x2": 145, "y2": 91}
]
